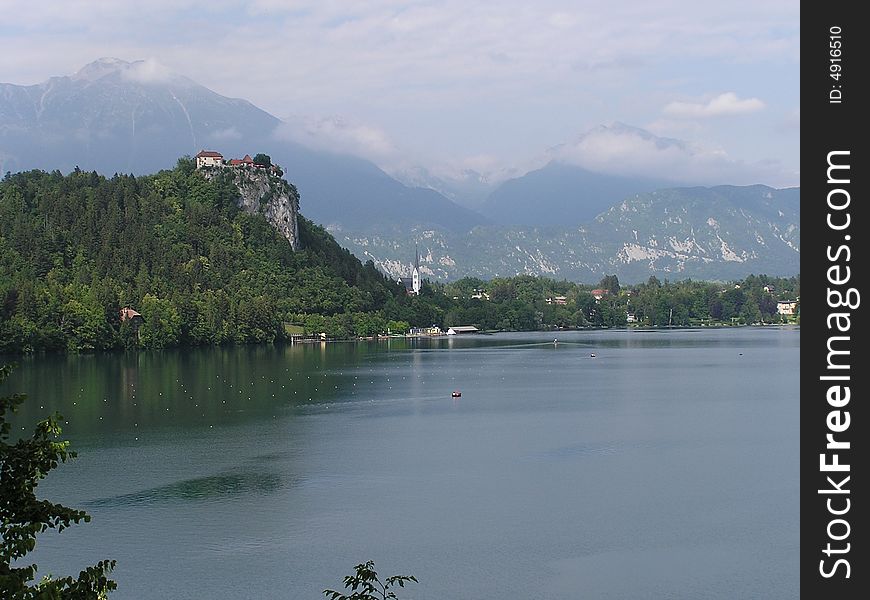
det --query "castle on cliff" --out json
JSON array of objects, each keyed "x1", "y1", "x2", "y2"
[{"x1": 194, "y1": 150, "x2": 281, "y2": 173}]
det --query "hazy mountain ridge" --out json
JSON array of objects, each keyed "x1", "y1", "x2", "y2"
[
  {"x1": 0, "y1": 58, "x2": 484, "y2": 233},
  {"x1": 336, "y1": 184, "x2": 799, "y2": 284},
  {"x1": 480, "y1": 161, "x2": 673, "y2": 226},
  {"x1": 0, "y1": 58, "x2": 278, "y2": 175}
]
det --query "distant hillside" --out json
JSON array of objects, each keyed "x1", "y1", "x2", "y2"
[
  {"x1": 334, "y1": 184, "x2": 800, "y2": 283},
  {"x1": 0, "y1": 58, "x2": 485, "y2": 233},
  {"x1": 269, "y1": 146, "x2": 488, "y2": 231},
  {"x1": 481, "y1": 161, "x2": 669, "y2": 226}
]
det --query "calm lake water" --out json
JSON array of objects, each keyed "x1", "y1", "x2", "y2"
[{"x1": 4, "y1": 328, "x2": 799, "y2": 599}]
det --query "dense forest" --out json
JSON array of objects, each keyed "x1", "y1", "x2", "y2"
[
  {"x1": 440, "y1": 272, "x2": 799, "y2": 330},
  {"x1": 0, "y1": 161, "x2": 799, "y2": 353}
]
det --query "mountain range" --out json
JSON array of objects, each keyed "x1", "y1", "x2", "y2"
[
  {"x1": 336, "y1": 184, "x2": 799, "y2": 283},
  {"x1": 480, "y1": 160, "x2": 671, "y2": 226},
  {"x1": 0, "y1": 58, "x2": 799, "y2": 283},
  {"x1": 0, "y1": 58, "x2": 482, "y2": 232}
]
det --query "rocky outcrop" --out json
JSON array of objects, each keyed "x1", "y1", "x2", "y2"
[{"x1": 204, "y1": 167, "x2": 300, "y2": 250}]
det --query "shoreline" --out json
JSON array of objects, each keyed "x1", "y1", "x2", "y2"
[{"x1": 2, "y1": 322, "x2": 800, "y2": 357}]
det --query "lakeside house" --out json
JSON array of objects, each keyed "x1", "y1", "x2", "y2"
[
  {"x1": 119, "y1": 307, "x2": 144, "y2": 324},
  {"x1": 446, "y1": 326, "x2": 479, "y2": 335},
  {"x1": 409, "y1": 326, "x2": 442, "y2": 336},
  {"x1": 776, "y1": 300, "x2": 798, "y2": 316}
]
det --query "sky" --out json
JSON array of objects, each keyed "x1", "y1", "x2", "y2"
[{"x1": 1, "y1": 0, "x2": 799, "y2": 187}]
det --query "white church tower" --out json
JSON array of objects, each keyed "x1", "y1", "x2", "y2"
[{"x1": 411, "y1": 244, "x2": 421, "y2": 295}]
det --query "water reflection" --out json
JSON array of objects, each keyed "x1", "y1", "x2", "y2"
[{"x1": 88, "y1": 471, "x2": 283, "y2": 507}]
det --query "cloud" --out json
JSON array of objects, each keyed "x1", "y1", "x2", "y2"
[
  {"x1": 664, "y1": 92, "x2": 765, "y2": 118},
  {"x1": 549, "y1": 123, "x2": 797, "y2": 187},
  {"x1": 777, "y1": 106, "x2": 800, "y2": 132},
  {"x1": 121, "y1": 58, "x2": 176, "y2": 84},
  {"x1": 275, "y1": 115, "x2": 399, "y2": 161},
  {"x1": 209, "y1": 127, "x2": 242, "y2": 141},
  {"x1": 0, "y1": 0, "x2": 797, "y2": 182}
]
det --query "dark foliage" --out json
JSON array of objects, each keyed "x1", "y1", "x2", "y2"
[
  {"x1": 0, "y1": 364, "x2": 116, "y2": 597},
  {"x1": 323, "y1": 561, "x2": 417, "y2": 600}
]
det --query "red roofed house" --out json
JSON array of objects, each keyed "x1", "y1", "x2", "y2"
[
  {"x1": 228, "y1": 154, "x2": 255, "y2": 167},
  {"x1": 590, "y1": 289, "x2": 608, "y2": 301},
  {"x1": 195, "y1": 150, "x2": 224, "y2": 169},
  {"x1": 119, "y1": 307, "x2": 144, "y2": 324}
]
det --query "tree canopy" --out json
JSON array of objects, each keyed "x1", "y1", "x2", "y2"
[
  {"x1": 0, "y1": 163, "x2": 408, "y2": 351},
  {"x1": 252, "y1": 153, "x2": 271, "y2": 168}
]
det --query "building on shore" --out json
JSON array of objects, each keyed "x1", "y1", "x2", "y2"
[
  {"x1": 776, "y1": 300, "x2": 798, "y2": 316},
  {"x1": 446, "y1": 326, "x2": 479, "y2": 335}
]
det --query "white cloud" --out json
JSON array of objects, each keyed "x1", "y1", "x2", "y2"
[
  {"x1": 778, "y1": 106, "x2": 800, "y2": 131},
  {"x1": 549, "y1": 123, "x2": 797, "y2": 187},
  {"x1": 275, "y1": 115, "x2": 399, "y2": 161},
  {"x1": 121, "y1": 58, "x2": 176, "y2": 84},
  {"x1": 0, "y1": 0, "x2": 798, "y2": 182},
  {"x1": 664, "y1": 92, "x2": 765, "y2": 118},
  {"x1": 209, "y1": 127, "x2": 242, "y2": 141}
]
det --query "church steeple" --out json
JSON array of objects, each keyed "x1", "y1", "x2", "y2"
[{"x1": 412, "y1": 243, "x2": 421, "y2": 295}]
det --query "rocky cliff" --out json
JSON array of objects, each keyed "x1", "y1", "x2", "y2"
[{"x1": 204, "y1": 166, "x2": 300, "y2": 250}]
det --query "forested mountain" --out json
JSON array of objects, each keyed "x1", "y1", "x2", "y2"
[
  {"x1": 0, "y1": 159, "x2": 800, "y2": 354},
  {"x1": 0, "y1": 160, "x2": 439, "y2": 352}
]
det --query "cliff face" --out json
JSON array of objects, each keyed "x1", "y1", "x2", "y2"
[{"x1": 204, "y1": 167, "x2": 300, "y2": 250}]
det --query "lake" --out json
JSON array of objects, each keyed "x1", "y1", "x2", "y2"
[{"x1": 4, "y1": 328, "x2": 799, "y2": 599}]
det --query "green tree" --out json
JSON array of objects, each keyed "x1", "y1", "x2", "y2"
[
  {"x1": 575, "y1": 292, "x2": 600, "y2": 326},
  {"x1": 61, "y1": 297, "x2": 113, "y2": 351},
  {"x1": 0, "y1": 364, "x2": 116, "y2": 597},
  {"x1": 252, "y1": 153, "x2": 272, "y2": 168},
  {"x1": 740, "y1": 296, "x2": 762, "y2": 324},
  {"x1": 599, "y1": 274, "x2": 620, "y2": 295},
  {"x1": 386, "y1": 320, "x2": 410, "y2": 334},
  {"x1": 324, "y1": 561, "x2": 417, "y2": 600},
  {"x1": 138, "y1": 294, "x2": 182, "y2": 349}
]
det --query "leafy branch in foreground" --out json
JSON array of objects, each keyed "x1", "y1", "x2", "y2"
[
  {"x1": 0, "y1": 364, "x2": 116, "y2": 598},
  {"x1": 323, "y1": 561, "x2": 417, "y2": 600}
]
